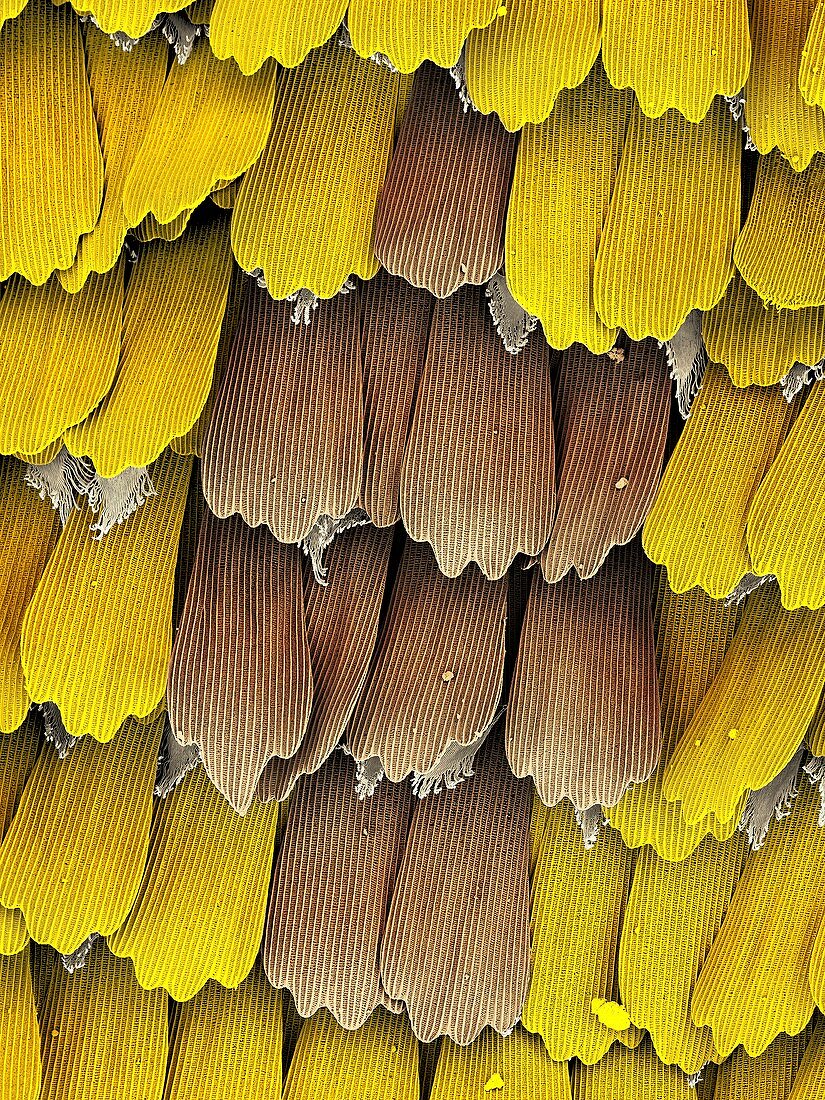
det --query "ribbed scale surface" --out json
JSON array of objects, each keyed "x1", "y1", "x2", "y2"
[
  {"x1": 20, "y1": 451, "x2": 192, "y2": 742},
  {"x1": 594, "y1": 100, "x2": 739, "y2": 341},
  {"x1": 38, "y1": 941, "x2": 166, "y2": 1100},
  {"x1": 122, "y1": 47, "x2": 278, "y2": 226},
  {"x1": 210, "y1": 176, "x2": 240, "y2": 209},
  {"x1": 0, "y1": 0, "x2": 26, "y2": 30},
  {"x1": 65, "y1": 219, "x2": 232, "y2": 477},
  {"x1": 68, "y1": 0, "x2": 188, "y2": 37},
  {"x1": 170, "y1": 264, "x2": 246, "y2": 459},
  {"x1": 133, "y1": 209, "x2": 192, "y2": 243},
  {"x1": 401, "y1": 286, "x2": 554, "y2": 580},
  {"x1": 265, "y1": 751, "x2": 412, "y2": 1029},
  {"x1": 810, "y1": 906, "x2": 825, "y2": 1008},
  {"x1": 258, "y1": 526, "x2": 393, "y2": 802},
  {"x1": 524, "y1": 801, "x2": 636, "y2": 1063},
  {"x1": 107, "y1": 765, "x2": 278, "y2": 1001},
  {"x1": 734, "y1": 151, "x2": 825, "y2": 308},
  {"x1": 801, "y1": 2, "x2": 825, "y2": 107},
  {"x1": 381, "y1": 742, "x2": 531, "y2": 1044},
  {"x1": 619, "y1": 834, "x2": 748, "y2": 1072},
  {"x1": 643, "y1": 363, "x2": 795, "y2": 598},
  {"x1": 745, "y1": 0, "x2": 825, "y2": 169},
  {"x1": 506, "y1": 64, "x2": 631, "y2": 354},
  {"x1": 789, "y1": 1020, "x2": 825, "y2": 1098},
  {"x1": 0, "y1": 714, "x2": 161, "y2": 954},
  {"x1": 361, "y1": 271, "x2": 433, "y2": 528},
  {"x1": 282, "y1": 1007, "x2": 419, "y2": 1100},
  {"x1": 202, "y1": 283, "x2": 363, "y2": 543},
  {"x1": 0, "y1": 718, "x2": 38, "y2": 956},
  {"x1": 0, "y1": 948, "x2": 39, "y2": 1100},
  {"x1": 169, "y1": 512, "x2": 311, "y2": 814},
  {"x1": 430, "y1": 1027, "x2": 572, "y2": 1100},
  {"x1": 663, "y1": 585, "x2": 825, "y2": 824},
  {"x1": 232, "y1": 43, "x2": 397, "y2": 299},
  {"x1": 375, "y1": 63, "x2": 516, "y2": 299},
  {"x1": 209, "y1": 0, "x2": 347, "y2": 72},
  {"x1": 0, "y1": 464, "x2": 58, "y2": 733},
  {"x1": 465, "y1": 0, "x2": 600, "y2": 131},
  {"x1": 347, "y1": 539, "x2": 507, "y2": 783},
  {"x1": 704, "y1": 272, "x2": 825, "y2": 387},
  {"x1": 607, "y1": 582, "x2": 743, "y2": 862},
  {"x1": 691, "y1": 783, "x2": 825, "y2": 1056},
  {"x1": 573, "y1": 1039, "x2": 700, "y2": 1100},
  {"x1": 508, "y1": 543, "x2": 660, "y2": 811},
  {"x1": 59, "y1": 29, "x2": 167, "y2": 293},
  {"x1": 164, "y1": 964, "x2": 283, "y2": 1100},
  {"x1": 713, "y1": 1031, "x2": 810, "y2": 1100},
  {"x1": 348, "y1": 0, "x2": 500, "y2": 72},
  {"x1": 0, "y1": 0, "x2": 103, "y2": 285},
  {"x1": 0, "y1": 265, "x2": 123, "y2": 456},
  {"x1": 602, "y1": 0, "x2": 750, "y2": 122},
  {"x1": 541, "y1": 341, "x2": 670, "y2": 583},
  {"x1": 746, "y1": 380, "x2": 825, "y2": 610}
]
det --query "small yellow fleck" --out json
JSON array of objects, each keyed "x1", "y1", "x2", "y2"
[
  {"x1": 728, "y1": 728, "x2": 739, "y2": 740},
  {"x1": 591, "y1": 999, "x2": 631, "y2": 1031},
  {"x1": 694, "y1": 738, "x2": 702, "y2": 747},
  {"x1": 51, "y1": 1030, "x2": 59, "y2": 1038},
  {"x1": 497, "y1": 5, "x2": 507, "y2": 15},
  {"x1": 442, "y1": 670, "x2": 454, "y2": 682},
  {"x1": 485, "y1": 1073, "x2": 505, "y2": 1092},
  {"x1": 615, "y1": 477, "x2": 629, "y2": 490}
]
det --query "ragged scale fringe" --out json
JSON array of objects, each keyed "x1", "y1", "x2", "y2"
[
  {"x1": 23, "y1": 447, "x2": 94, "y2": 526},
  {"x1": 724, "y1": 571, "x2": 776, "y2": 607},
  {"x1": 86, "y1": 466, "x2": 156, "y2": 539},
  {"x1": 79, "y1": 14, "x2": 146, "y2": 52},
  {"x1": 155, "y1": 724, "x2": 201, "y2": 798},
  {"x1": 803, "y1": 755, "x2": 825, "y2": 827},
  {"x1": 160, "y1": 12, "x2": 207, "y2": 65},
  {"x1": 724, "y1": 92, "x2": 757, "y2": 152},
  {"x1": 353, "y1": 755, "x2": 385, "y2": 800},
  {"x1": 780, "y1": 359, "x2": 825, "y2": 402},
  {"x1": 286, "y1": 288, "x2": 321, "y2": 326},
  {"x1": 661, "y1": 310, "x2": 707, "y2": 419},
  {"x1": 299, "y1": 508, "x2": 372, "y2": 585},
  {"x1": 39, "y1": 702, "x2": 78, "y2": 760},
  {"x1": 687, "y1": 1066, "x2": 707, "y2": 1089},
  {"x1": 410, "y1": 732, "x2": 488, "y2": 799},
  {"x1": 485, "y1": 269, "x2": 539, "y2": 355},
  {"x1": 336, "y1": 20, "x2": 399, "y2": 72},
  {"x1": 449, "y1": 45, "x2": 477, "y2": 113},
  {"x1": 60, "y1": 932, "x2": 101, "y2": 974},
  {"x1": 574, "y1": 805, "x2": 607, "y2": 850},
  {"x1": 738, "y1": 745, "x2": 805, "y2": 850}
]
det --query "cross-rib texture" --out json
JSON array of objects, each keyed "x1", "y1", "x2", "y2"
[
  {"x1": 380, "y1": 740, "x2": 532, "y2": 1044},
  {"x1": 374, "y1": 63, "x2": 516, "y2": 298},
  {"x1": 400, "y1": 285, "x2": 555, "y2": 579},
  {"x1": 265, "y1": 751, "x2": 411, "y2": 1029},
  {"x1": 541, "y1": 340, "x2": 670, "y2": 583},
  {"x1": 508, "y1": 542, "x2": 660, "y2": 811},
  {"x1": 202, "y1": 282, "x2": 363, "y2": 543},
  {"x1": 20, "y1": 451, "x2": 191, "y2": 741},
  {"x1": 0, "y1": 1, "x2": 103, "y2": 285},
  {"x1": 347, "y1": 538, "x2": 507, "y2": 783},
  {"x1": 169, "y1": 511, "x2": 311, "y2": 813}
]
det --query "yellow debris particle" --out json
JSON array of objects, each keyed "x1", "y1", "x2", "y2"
[
  {"x1": 484, "y1": 1072, "x2": 505, "y2": 1092},
  {"x1": 442, "y1": 670, "x2": 455, "y2": 682},
  {"x1": 497, "y1": 6, "x2": 507, "y2": 15},
  {"x1": 590, "y1": 998, "x2": 632, "y2": 1031},
  {"x1": 728, "y1": 728, "x2": 739, "y2": 740},
  {"x1": 615, "y1": 477, "x2": 629, "y2": 490}
]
